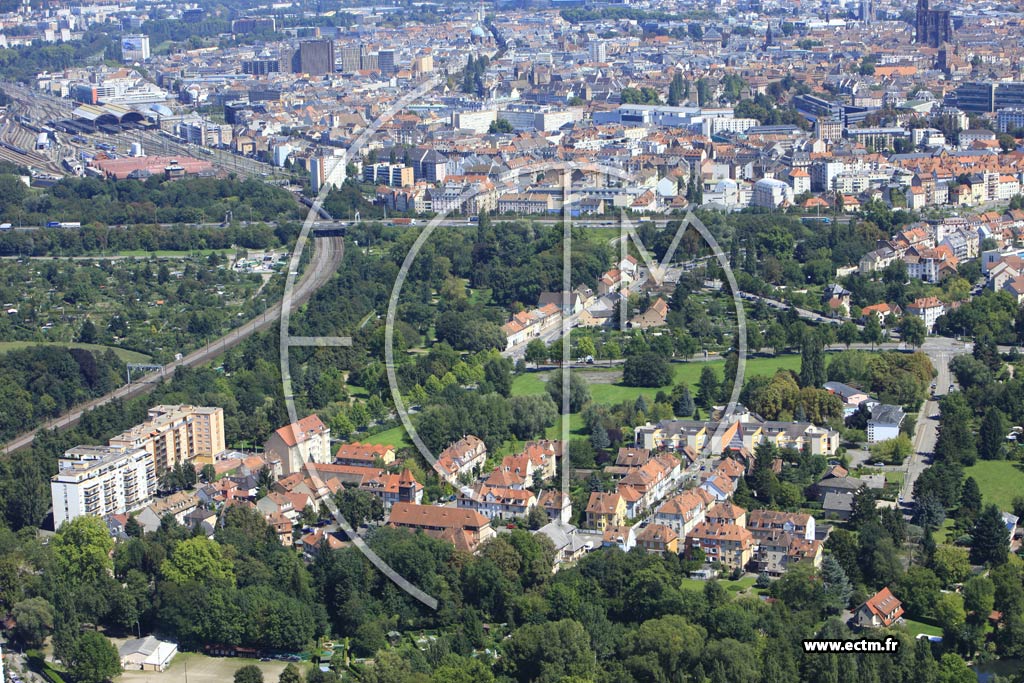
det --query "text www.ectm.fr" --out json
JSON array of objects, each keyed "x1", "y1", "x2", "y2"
[{"x1": 802, "y1": 638, "x2": 901, "y2": 653}]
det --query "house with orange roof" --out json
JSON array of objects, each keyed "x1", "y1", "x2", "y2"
[
  {"x1": 585, "y1": 492, "x2": 626, "y2": 531},
  {"x1": 264, "y1": 415, "x2": 331, "y2": 475},
  {"x1": 436, "y1": 435, "x2": 488, "y2": 480},
  {"x1": 335, "y1": 442, "x2": 396, "y2": 467},
  {"x1": 636, "y1": 524, "x2": 679, "y2": 555},
  {"x1": 653, "y1": 488, "x2": 715, "y2": 537},
  {"x1": 906, "y1": 296, "x2": 945, "y2": 332},
  {"x1": 856, "y1": 587, "x2": 905, "y2": 628},
  {"x1": 602, "y1": 524, "x2": 636, "y2": 552},
  {"x1": 686, "y1": 521, "x2": 754, "y2": 571}
]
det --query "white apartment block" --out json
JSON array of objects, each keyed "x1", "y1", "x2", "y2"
[{"x1": 51, "y1": 445, "x2": 156, "y2": 529}]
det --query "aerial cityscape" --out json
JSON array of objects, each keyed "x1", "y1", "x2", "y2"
[{"x1": 2, "y1": 0, "x2": 1024, "y2": 681}]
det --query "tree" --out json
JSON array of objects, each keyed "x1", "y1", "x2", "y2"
[
  {"x1": 696, "y1": 366, "x2": 719, "y2": 409},
  {"x1": 799, "y1": 329, "x2": 826, "y2": 389},
  {"x1": 820, "y1": 556, "x2": 852, "y2": 614},
  {"x1": 235, "y1": 665, "x2": 265, "y2": 683},
  {"x1": 525, "y1": 339, "x2": 548, "y2": 367},
  {"x1": 622, "y1": 352, "x2": 672, "y2": 387},
  {"x1": 66, "y1": 630, "x2": 121, "y2": 683},
  {"x1": 53, "y1": 515, "x2": 115, "y2": 581},
  {"x1": 971, "y1": 504, "x2": 1010, "y2": 566},
  {"x1": 546, "y1": 371, "x2": 591, "y2": 412},
  {"x1": 862, "y1": 314, "x2": 885, "y2": 347},
  {"x1": 667, "y1": 71, "x2": 686, "y2": 106},
  {"x1": 979, "y1": 408, "x2": 1008, "y2": 460},
  {"x1": 10, "y1": 597, "x2": 54, "y2": 649},
  {"x1": 672, "y1": 384, "x2": 695, "y2": 417},
  {"x1": 900, "y1": 315, "x2": 927, "y2": 348},
  {"x1": 848, "y1": 486, "x2": 877, "y2": 531},
  {"x1": 765, "y1": 322, "x2": 787, "y2": 355},
  {"x1": 78, "y1": 319, "x2": 98, "y2": 344},
  {"x1": 931, "y1": 544, "x2": 971, "y2": 586},
  {"x1": 895, "y1": 566, "x2": 941, "y2": 617},
  {"x1": 509, "y1": 394, "x2": 558, "y2": 440},
  {"x1": 835, "y1": 321, "x2": 858, "y2": 349},
  {"x1": 201, "y1": 463, "x2": 217, "y2": 483},
  {"x1": 488, "y1": 118, "x2": 513, "y2": 134},
  {"x1": 335, "y1": 488, "x2": 386, "y2": 528},
  {"x1": 160, "y1": 536, "x2": 235, "y2": 586},
  {"x1": 959, "y1": 477, "x2": 982, "y2": 521},
  {"x1": 499, "y1": 619, "x2": 596, "y2": 682}
]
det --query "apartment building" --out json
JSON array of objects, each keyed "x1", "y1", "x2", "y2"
[
  {"x1": 264, "y1": 414, "x2": 332, "y2": 476},
  {"x1": 108, "y1": 405, "x2": 226, "y2": 478},
  {"x1": 51, "y1": 445, "x2": 157, "y2": 529}
]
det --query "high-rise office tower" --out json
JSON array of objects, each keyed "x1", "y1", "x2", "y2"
[{"x1": 294, "y1": 39, "x2": 335, "y2": 75}]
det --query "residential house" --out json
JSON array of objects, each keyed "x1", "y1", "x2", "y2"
[
  {"x1": 457, "y1": 484, "x2": 537, "y2": 520},
  {"x1": 653, "y1": 488, "x2": 715, "y2": 537},
  {"x1": 585, "y1": 492, "x2": 626, "y2": 531},
  {"x1": 436, "y1": 435, "x2": 488, "y2": 480},
  {"x1": 538, "y1": 490, "x2": 572, "y2": 524},
  {"x1": 856, "y1": 587, "x2": 905, "y2": 628},
  {"x1": 264, "y1": 414, "x2": 332, "y2": 475},
  {"x1": 628, "y1": 298, "x2": 669, "y2": 329},
  {"x1": 906, "y1": 296, "x2": 945, "y2": 332},
  {"x1": 860, "y1": 303, "x2": 902, "y2": 324},
  {"x1": 359, "y1": 468, "x2": 423, "y2": 509},
  {"x1": 636, "y1": 523, "x2": 679, "y2": 555},
  {"x1": 867, "y1": 404, "x2": 906, "y2": 443},
  {"x1": 686, "y1": 522, "x2": 754, "y2": 571},
  {"x1": 753, "y1": 532, "x2": 823, "y2": 576},
  {"x1": 334, "y1": 442, "x2": 396, "y2": 467},
  {"x1": 135, "y1": 491, "x2": 199, "y2": 533},
  {"x1": 388, "y1": 502, "x2": 495, "y2": 553},
  {"x1": 746, "y1": 510, "x2": 816, "y2": 541},
  {"x1": 299, "y1": 527, "x2": 349, "y2": 559},
  {"x1": 707, "y1": 501, "x2": 747, "y2": 527},
  {"x1": 601, "y1": 524, "x2": 636, "y2": 552},
  {"x1": 534, "y1": 521, "x2": 590, "y2": 569}
]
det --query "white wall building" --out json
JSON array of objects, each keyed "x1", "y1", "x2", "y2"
[
  {"x1": 51, "y1": 445, "x2": 156, "y2": 529},
  {"x1": 751, "y1": 178, "x2": 794, "y2": 208}
]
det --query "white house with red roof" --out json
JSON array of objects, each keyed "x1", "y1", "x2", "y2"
[
  {"x1": 856, "y1": 587, "x2": 905, "y2": 628},
  {"x1": 264, "y1": 415, "x2": 332, "y2": 475}
]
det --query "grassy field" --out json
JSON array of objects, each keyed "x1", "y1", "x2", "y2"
[
  {"x1": 680, "y1": 576, "x2": 758, "y2": 592},
  {"x1": 513, "y1": 354, "x2": 805, "y2": 404},
  {"x1": 362, "y1": 354, "x2": 807, "y2": 452},
  {"x1": 963, "y1": 460, "x2": 1024, "y2": 511},
  {"x1": 360, "y1": 424, "x2": 412, "y2": 448},
  {"x1": 901, "y1": 617, "x2": 943, "y2": 638},
  {"x1": 0, "y1": 340, "x2": 152, "y2": 363}
]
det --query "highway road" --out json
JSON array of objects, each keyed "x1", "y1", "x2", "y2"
[{"x1": 0, "y1": 235, "x2": 345, "y2": 455}]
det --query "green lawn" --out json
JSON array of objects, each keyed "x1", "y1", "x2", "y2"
[
  {"x1": 514, "y1": 354, "x2": 805, "y2": 405},
  {"x1": 0, "y1": 340, "x2": 152, "y2": 363},
  {"x1": 680, "y1": 576, "x2": 757, "y2": 592},
  {"x1": 359, "y1": 424, "x2": 411, "y2": 448},
  {"x1": 963, "y1": 460, "x2": 1024, "y2": 511},
  {"x1": 901, "y1": 617, "x2": 942, "y2": 638},
  {"x1": 884, "y1": 471, "x2": 905, "y2": 485}
]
